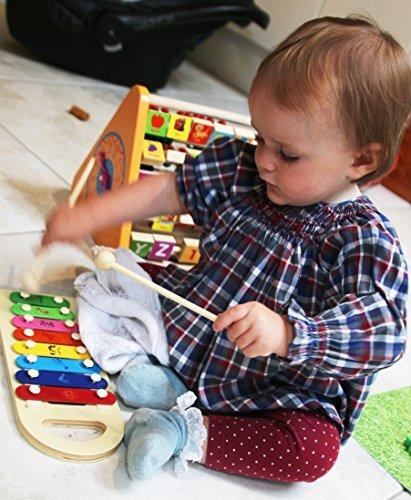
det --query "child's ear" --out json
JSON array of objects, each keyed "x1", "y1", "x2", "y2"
[{"x1": 348, "y1": 143, "x2": 386, "y2": 181}]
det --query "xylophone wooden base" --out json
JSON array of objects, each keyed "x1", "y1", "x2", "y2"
[{"x1": 0, "y1": 289, "x2": 124, "y2": 461}]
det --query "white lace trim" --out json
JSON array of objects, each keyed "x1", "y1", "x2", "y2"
[{"x1": 172, "y1": 391, "x2": 207, "y2": 476}]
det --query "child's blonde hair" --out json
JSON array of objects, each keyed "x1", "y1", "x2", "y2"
[{"x1": 250, "y1": 15, "x2": 411, "y2": 184}]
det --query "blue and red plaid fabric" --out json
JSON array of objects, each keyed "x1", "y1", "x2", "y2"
[{"x1": 154, "y1": 137, "x2": 408, "y2": 443}]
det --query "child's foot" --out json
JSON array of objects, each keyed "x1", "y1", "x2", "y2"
[
  {"x1": 124, "y1": 393, "x2": 207, "y2": 480},
  {"x1": 117, "y1": 363, "x2": 188, "y2": 410}
]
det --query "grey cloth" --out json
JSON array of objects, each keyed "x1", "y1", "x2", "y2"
[{"x1": 74, "y1": 248, "x2": 169, "y2": 374}]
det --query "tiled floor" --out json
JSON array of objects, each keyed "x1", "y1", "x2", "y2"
[{"x1": 0, "y1": 5, "x2": 410, "y2": 500}]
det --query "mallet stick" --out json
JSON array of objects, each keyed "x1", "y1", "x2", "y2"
[{"x1": 95, "y1": 249, "x2": 217, "y2": 322}]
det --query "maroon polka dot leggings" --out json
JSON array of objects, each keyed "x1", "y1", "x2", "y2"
[{"x1": 204, "y1": 409, "x2": 341, "y2": 483}]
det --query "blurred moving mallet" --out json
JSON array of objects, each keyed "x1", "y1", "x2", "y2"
[
  {"x1": 20, "y1": 156, "x2": 97, "y2": 293},
  {"x1": 94, "y1": 249, "x2": 217, "y2": 322}
]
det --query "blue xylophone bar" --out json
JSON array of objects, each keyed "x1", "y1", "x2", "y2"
[
  {"x1": 15, "y1": 369, "x2": 108, "y2": 390},
  {"x1": 16, "y1": 355, "x2": 101, "y2": 374}
]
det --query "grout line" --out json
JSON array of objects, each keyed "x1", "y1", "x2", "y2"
[
  {"x1": 0, "y1": 230, "x2": 43, "y2": 237},
  {"x1": 0, "y1": 123, "x2": 70, "y2": 187}
]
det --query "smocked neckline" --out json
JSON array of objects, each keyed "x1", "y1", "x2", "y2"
[{"x1": 249, "y1": 189, "x2": 376, "y2": 238}]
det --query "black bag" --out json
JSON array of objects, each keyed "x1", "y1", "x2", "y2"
[{"x1": 6, "y1": 0, "x2": 269, "y2": 90}]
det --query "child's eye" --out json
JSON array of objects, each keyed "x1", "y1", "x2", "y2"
[{"x1": 280, "y1": 150, "x2": 299, "y2": 163}]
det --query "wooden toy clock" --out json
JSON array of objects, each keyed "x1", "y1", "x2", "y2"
[
  {"x1": 85, "y1": 131, "x2": 127, "y2": 198},
  {"x1": 72, "y1": 85, "x2": 150, "y2": 248}
]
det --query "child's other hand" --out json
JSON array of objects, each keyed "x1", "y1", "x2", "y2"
[
  {"x1": 213, "y1": 302, "x2": 294, "y2": 358},
  {"x1": 41, "y1": 203, "x2": 90, "y2": 247}
]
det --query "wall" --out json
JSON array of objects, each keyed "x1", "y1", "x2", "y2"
[{"x1": 189, "y1": 0, "x2": 411, "y2": 95}]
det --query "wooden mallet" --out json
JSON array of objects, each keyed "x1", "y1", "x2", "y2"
[{"x1": 94, "y1": 249, "x2": 217, "y2": 322}]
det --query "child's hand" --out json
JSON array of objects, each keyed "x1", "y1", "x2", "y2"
[
  {"x1": 41, "y1": 203, "x2": 91, "y2": 247},
  {"x1": 213, "y1": 301, "x2": 294, "y2": 358}
]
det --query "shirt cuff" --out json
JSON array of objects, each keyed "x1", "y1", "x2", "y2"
[{"x1": 286, "y1": 299, "x2": 328, "y2": 364}]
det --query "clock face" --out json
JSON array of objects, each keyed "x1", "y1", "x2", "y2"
[{"x1": 86, "y1": 131, "x2": 126, "y2": 198}]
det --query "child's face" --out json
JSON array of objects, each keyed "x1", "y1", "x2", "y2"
[{"x1": 249, "y1": 88, "x2": 359, "y2": 206}]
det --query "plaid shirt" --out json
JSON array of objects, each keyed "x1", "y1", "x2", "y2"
[{"x1": 154, "y1": 138, "x2": 408, "y2": 443}]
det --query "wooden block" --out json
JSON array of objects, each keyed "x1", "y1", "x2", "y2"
[
  {"x1": 178, "y1": 238, "x2": 201, "y2": 264},
  {"x1": 68, "y1": 105, "x2": 89, "y2": 121},
  {"x1": 142, "y1": 139, "x2": 166, "y2": 165},
  {"x1": 179, "y1": 214, "x2": 195, "y2": 225},
  {"x1": 166, "y1": 149, "x2": 186, "y2": 164},
  {"x1": 210, "y1": 122, "x2": 235, "y2": 143},
  {"x1": 151, "y1": 215, "x2": 177, "y2": 233},
  {"x1": 145, "y1": 109, "x2": 170, "y2": 137},
  {"x1": 166, "y1": 114, "x2": 192, "y2": 141},
  {"x1": 130, "y1": 232, "x2": 154, "y2": 258},
  {"x1": 234, "y1": 126, "x2": 256, "y2": 142},
  {"x1": 187, "y1": 119, "x2": 215, "y2": 146},
  {"x1": 148, "y1": 234, "x2": 177, "y2": 261},
  {"x1": 170, "y1": 141, "x2": 202, "y2": 158},
  {"x1": 186, "y1": 147, "x2": 202, "y2": 158}
]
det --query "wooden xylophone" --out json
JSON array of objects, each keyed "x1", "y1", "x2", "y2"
[{"x1": 0, "y1": 289, "x2": 124, "y2": 461}]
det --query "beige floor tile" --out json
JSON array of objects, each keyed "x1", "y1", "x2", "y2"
[
  {"x1": 0, "y1": 80, "x2": 127, "y2": 184},
  {"x1": 0, "y1": 125, "x2": 69, "y2": 233}
]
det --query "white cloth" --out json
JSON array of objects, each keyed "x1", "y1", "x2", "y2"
[{"x1": 74, "y1": 248, "x2": 169, "y2": 374}]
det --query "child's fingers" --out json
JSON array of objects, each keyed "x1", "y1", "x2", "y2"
[
  {"x1": 213, "y1": 303, "x2": 251, "y2": 332},
  {"x1": 234, "y1": 330, "x2": 256, "y2": 350},
  {"x1": 226, "y1": 316, "x2": 252, "y2": 341},
  {"x1": 242, "y1": 340, "x2": 261, "y2": 358}
]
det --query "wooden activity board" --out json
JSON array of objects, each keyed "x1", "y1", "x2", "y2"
[
  {"x1": 72, "y1": 85, "x2": 255, "y2": 268},
  {"x1": 0, "y1": 289, "x2": 124, "y2": 461}
]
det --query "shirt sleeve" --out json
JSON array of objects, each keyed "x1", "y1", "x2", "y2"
[
  {"x1": 286, "y1": 222, "x2": 408, "y2": 380},
  {"x1": 176, "y1": 137, "x2": 258, "y2": 228}
]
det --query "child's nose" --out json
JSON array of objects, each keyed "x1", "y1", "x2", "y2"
[
  {"x1": 260, "y1": 158, "x2": 277, "y2": 173},
  {"x1": 264, "y1": 161, "x2": 277, "y2": 172},
  {"x1": 257, "y1": 153, "x2": 274, "y2": 171}
]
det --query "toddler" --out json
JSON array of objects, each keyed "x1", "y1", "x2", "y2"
[{"x1": 42, "y1": 16, "x2": 410, "y2": 483}]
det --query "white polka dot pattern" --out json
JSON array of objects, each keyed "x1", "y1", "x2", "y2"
[{"x1": 205, "y1": 410, "x2": 340, "y2": 483}]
